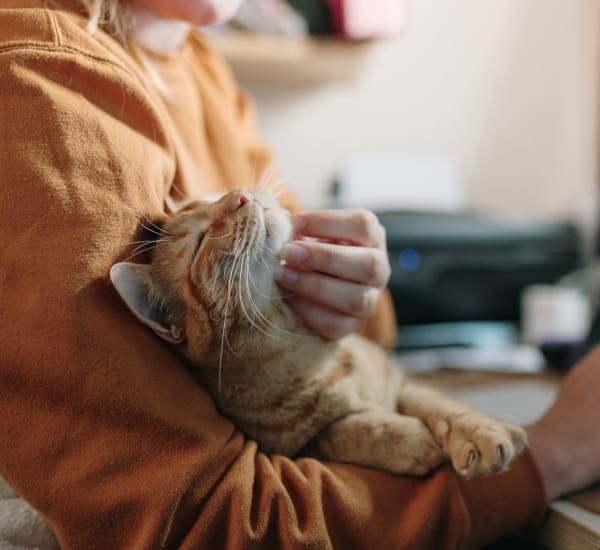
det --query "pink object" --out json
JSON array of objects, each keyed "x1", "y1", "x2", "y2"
[{"x1": 327, "y1": 0, "x2": 407, "y2": 39}]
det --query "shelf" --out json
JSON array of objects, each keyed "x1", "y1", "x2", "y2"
[{"x1": 212, "y1": 31, "x2": 371, "y2": 84}]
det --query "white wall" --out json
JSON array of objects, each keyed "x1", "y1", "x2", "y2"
[{"x1": 223, "y1": 0, "x2": 600, "y2": 220}]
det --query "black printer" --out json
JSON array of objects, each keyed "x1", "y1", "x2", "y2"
[{"x1": 378, "y1": 211, "x2": 581, "y2": 326}]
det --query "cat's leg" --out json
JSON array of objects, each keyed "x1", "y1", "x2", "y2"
[
  {"x1": 394, "y1": 380, "x2": 527, "y2": 477},
  {"x1": 313, "y1": 408, "x2": 445, "y2": 475}
]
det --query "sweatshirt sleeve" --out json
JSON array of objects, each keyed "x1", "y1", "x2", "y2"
[{"x1": 0, "y1": 17, "x2": 546, "y2": 550}]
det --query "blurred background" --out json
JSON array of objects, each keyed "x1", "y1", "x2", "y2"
[{"x1": 210, "y1": 0, "x2": 600, "y2": 370}]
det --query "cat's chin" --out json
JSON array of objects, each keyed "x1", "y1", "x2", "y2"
[
  {"x1": 241, "y1": 207, "x2": 291, "y2": 311},
  {"x1": 265, "y1": 223, "x2": 290, "y2": 257},
  {"x1": 251, "y1": 190, "x2": 292, "y2": 255}
]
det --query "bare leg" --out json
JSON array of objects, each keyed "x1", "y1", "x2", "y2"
[
  {"x1": 314, "y1": 408, "x2": 444, "y2": 476},
  {"x1": 395, "y1": 379, "x2": 527, "y2": 477}
]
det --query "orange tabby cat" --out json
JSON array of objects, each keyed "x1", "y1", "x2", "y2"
[{"x1": 111, "y1": 188, "x2": 526, "y2": 477}]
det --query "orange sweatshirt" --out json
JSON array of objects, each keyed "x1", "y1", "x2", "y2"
[{"x1": 0, "y1": 1, "x2": 546, "y2": 548}]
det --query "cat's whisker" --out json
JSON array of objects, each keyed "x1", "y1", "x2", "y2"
[
  {"x1": 139, "y1": 219, "x2": 172, "y2": 238},
  {"x1": 265, "y1": 175, "x2": 290, "y2": 205},
  {"x1": 239, "y1": 253, "x2": 283, "y2": 341},
  {"x1": 211, "y1": 225, "x2": 293, "y2": 340},
  {"x1": 218, "y1": 228, "x2": 246, "y2": 256},
  {"x1": 242, "y1": 252, "x2": 299, "y2": 340},
  {"x1": 123, "y1": 244, "x2": 158, "y2": 262},
  {"x1": 235, "y1": 251, "x2": 258, "y2": 315},
  {"x1": 252, "y1": 175, "x2": 261, "y2": 192},
  {"x1": 124, "y1": 235, "x2": 176, "y2": 262},
  {"x1": 265, "y1": 164, "x2": 276, "y2": 183},
  {"x1": 246, "y1": 248, "x2": 287, "y2": 303},
  {"x1": 127, "y1": 238, "x2": 174, "y2": 247},
  {"x1": 210, "y1": 231, "x2": 251, "y2": 301},
  {"x1": 141, "y1": 217, "x2": 175, "y2": 236},
  {"x1": 204, "y1": 231, "x2": 234, "y2": 242},
  {"x1": 213, "y1": 251, "x2": 233, "y2": 296},
  {"x1": 221, "y1": 237, "x2": 246, "y2": 355},
  {"x1": 127, "y1": 240, "x2": 158, "y2": 248},
  {"x1": 143, "y1": 218, "x2": 166, "y2": 231},
  {"x1": 250, "y1": 155, "x2": 259, "y2": 192},
  {"x1": 255, "y1": 247, "x2": 280, "y2": 273},
  {"x1": 255, "y1": 236, "x2": 280, "y2": 257},
  {"x1": 127, "y1": 238, "x2": 170, "y2": 255},
  {"x1": 257, "y1": 164, "x2": 277, "y2": 193},
  {"x1": 255, "y1": 167, "x2": 267, "y2": 191},
  {"x1": 248, "y1": 269, "x2": 286, "y2": 302},
  {"x1": 244, "y1": 251, "x2": 279, "y2": 315},
  {"x1": 245, "y1": 292, "x2": 297, "y2": 340},
  {"x1": 263, "y1": 179, "x2": 278, "y2": 195},
  {"x1": 271, "y1": 189, "x2": 284, "y2": 201},
  {"x1": 138, "y1": 220, "x2": 162, "y2": 236},
  {"x1": 237, "y1": 253, "x2": 260, "y2": 334},
  {"x1": 218, "y1": 244, "x2": 242, "y2": 398}
]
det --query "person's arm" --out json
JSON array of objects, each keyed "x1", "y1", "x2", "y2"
[
  {"x1": 0, "y1": 14, "x2": 544, "y2": 549},
  {"x1": 525, "y1": 344, "x2": 600, "y2": 500}
]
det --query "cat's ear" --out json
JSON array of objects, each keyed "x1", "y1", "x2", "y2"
[{"x1": 109, "y1": 262, "x2": 185, "y2": 344}]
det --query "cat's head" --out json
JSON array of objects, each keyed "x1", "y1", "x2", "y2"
[{"x1": 110, "y1": 188, "x2": 293, "y2": 359}]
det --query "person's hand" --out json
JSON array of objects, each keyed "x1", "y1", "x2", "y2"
[
  {"x1": 525, "y1": 345, "x2": 600, "y2": 500},
  {"x1": 276, "y1": 208, "x2": 391, "y2": 340}
]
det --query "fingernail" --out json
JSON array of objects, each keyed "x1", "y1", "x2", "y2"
[
  {"x1": 281, "y1": 243, "x2": 309, "y2": 264},
  {"x1": 276, "y1": 268, "x2": 299, "y2": 286},
  {"x1": 292, "y1": 215, "x2": 305, "y2": 233}
]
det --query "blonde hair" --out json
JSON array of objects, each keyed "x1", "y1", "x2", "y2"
[
  {"x1": 80, "y1": 0, "x2": 129, "y2": 41},
  {"x1": 80, "y1": 0, "x2": 171, "y2": 95}
]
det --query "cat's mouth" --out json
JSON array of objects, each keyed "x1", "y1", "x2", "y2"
[
  {"x1": 238, "y1": 195, "x2": 291, "y2": 258},
  {"x1": 236, "y1": 200, "x2": 264, "y2": 244}
]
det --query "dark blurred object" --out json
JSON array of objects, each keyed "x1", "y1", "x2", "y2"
[
  {"x1": 521, "y1": 284, "x2": 591, "y2": 370},
  {"x1": 326, "y1": 0, "x2": 406, "y2": 39},
  {"x1": 287, "y1": 0, "x2": 406, "y2": 38},
  {"x1": 378, "y1": 211, "x2": 582, "y2": 326},
  {"x1": 286, "y1": 0, "x2": 333, "y2": 34},
  {"x1": 540, "y1": 341, "x2": 581, "y2": 370},
  {"x1": 234, "y1": 0, "x2": 308, "y2": 36},
  {"x1": 570, "y1": 309, "x2": 600, "y2": 366}
]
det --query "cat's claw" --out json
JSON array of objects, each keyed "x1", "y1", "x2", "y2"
[{"x1": 437, "y1": 417, "x2": 527, "y2": 477}]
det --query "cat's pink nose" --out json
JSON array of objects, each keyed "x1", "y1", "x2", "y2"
[{"x1": 232, "y1": 189, "x2": 253, "y2": 210}]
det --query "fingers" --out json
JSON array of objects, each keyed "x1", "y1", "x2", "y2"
[
  {"x1": 293, "y1": 209, "x2": 386, "y2": 250},
  {"x1": 285, "y1": 296, "x2": 360, "y2": 340},
  {"x1": 281, "y1": 208, "x2": 389, "y2": 341},
  {"x1": 281, "y1": 241, "x2": 391, "y2": 287},
  {"x1": 277, "y1": 268, "x2": 381, "y2": 319}
]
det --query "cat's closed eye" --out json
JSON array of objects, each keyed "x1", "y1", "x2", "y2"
[{"x1": 192, "y1": 232, "x2": 205, "y2": 258}]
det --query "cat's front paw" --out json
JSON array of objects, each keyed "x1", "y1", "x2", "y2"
[
  {"x1": 435, "y1": 416, "x2": 527, "y2": 477},
  {"x1": 394, "y1": 417, "x2": 446, "y2": 476}
]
